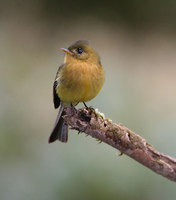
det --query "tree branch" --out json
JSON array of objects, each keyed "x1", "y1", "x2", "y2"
[{"x1": 62, "y1": 107, "x2": 176, "y2": 182}]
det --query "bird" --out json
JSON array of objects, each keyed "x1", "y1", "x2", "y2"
[{"x1": 48, "y1": 40, "x2": 105, "y2": 143}]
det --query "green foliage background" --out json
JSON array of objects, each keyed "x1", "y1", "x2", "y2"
[{"x1": 1, "y1": 1, "x2": 176, "y2": 200}]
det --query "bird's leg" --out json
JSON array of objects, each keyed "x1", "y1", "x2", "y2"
[
  {"x1": 83, "y1": 102, "x2": 88, "y2": 109},
  {"x1": 70, "y1": 103, "x2": 77, "y2": 111}
]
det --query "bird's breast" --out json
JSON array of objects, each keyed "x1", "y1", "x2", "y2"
[{"x1": 57, "y1": 61, "x2": 104, "y2": 103}]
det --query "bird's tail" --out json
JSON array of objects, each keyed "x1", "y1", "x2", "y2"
[{"x1": 48, "y1": 105, "x2": 68, "y2": 143}]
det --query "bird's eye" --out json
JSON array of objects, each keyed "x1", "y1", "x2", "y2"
[{"x1": 77, "y1": 47, "x2": 83, "y2": 54}]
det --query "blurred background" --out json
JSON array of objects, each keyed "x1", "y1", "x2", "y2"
[{"x1": 1, "y1": 0, "x2": 176, "y2": 199}]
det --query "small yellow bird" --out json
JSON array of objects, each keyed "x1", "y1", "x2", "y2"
[{"x1": 48, "y1": 40, "x2": 105, "y2": 143}]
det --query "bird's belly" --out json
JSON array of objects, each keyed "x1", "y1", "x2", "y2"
[{"x1": 57, "y1": 64, "x2": 104, "y2": 103}]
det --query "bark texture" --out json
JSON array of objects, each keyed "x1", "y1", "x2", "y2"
[{"x1": 62, "y1": 107, "x2": 176, "y2": 182}]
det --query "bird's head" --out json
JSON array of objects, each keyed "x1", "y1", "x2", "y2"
[{"x1": 61, "y1": 40, "x2": 101, "y2": 65}]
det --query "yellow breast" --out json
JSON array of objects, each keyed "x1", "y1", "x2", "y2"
[{"x1": 56, "y1": 61, "x2": 104, "y2": 103}]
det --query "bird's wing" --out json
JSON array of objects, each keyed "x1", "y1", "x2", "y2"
[
  {"x1": 53, "y1": 64, "x2": 64, "y2": 109},
  {"x1": 53, "y1": 80, "x2": 60, "y2": 109}
]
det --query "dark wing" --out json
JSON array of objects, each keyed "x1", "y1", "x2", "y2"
[
  {"x1": 53, "y1": 64, "x2": 64, "y2": 109},
  {"x1": 53, "y1": 80, "x2": 60, "y2": 109}
]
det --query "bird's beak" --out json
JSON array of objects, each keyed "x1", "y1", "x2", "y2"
[{"x1": 60, "y1": 48, "x2": 73, "y2": 55}]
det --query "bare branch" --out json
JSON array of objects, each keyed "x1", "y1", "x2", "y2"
[{"x1": 62, "y1": 107, "x2": 176, "y2": 182}]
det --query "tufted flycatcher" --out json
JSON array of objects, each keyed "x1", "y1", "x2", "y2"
[{"x1": 48, "y1": 40, "x2": 105, "y2": 143}]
